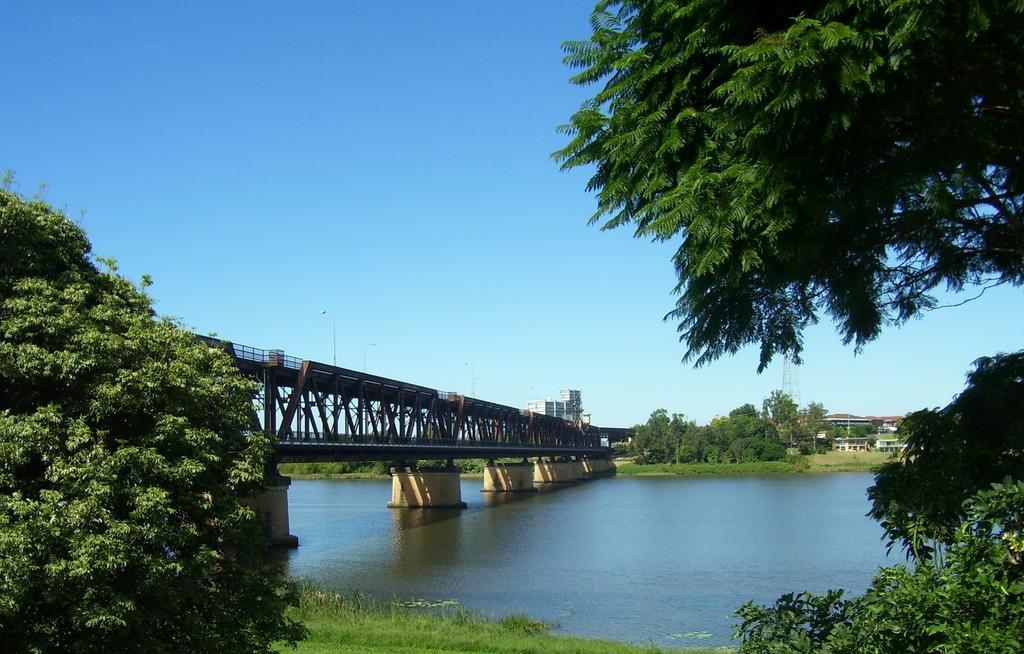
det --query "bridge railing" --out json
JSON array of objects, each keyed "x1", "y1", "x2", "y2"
[{"x1": 230, "y1": 342, "x2": 302, "y2": 369}]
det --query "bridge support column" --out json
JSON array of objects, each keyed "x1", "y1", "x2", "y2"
[
  {"x1": 570, "y1": 457, "x2": 585, "y2": 481},
  {"x1": 482, "y1": 460, "x2": 537, "y2": 493},
  {"x1": 388, "y1": 465, "x2": 467, "y2": 508},
  {"x1": 247, "y1": 474, "x2": 299, "y2": 548},
  {"x1": 533, "y1": 457, "x2": 577, "y2": 484},
  {"x1": 582, "y1": 458, "x2": 616, "y2": 476},
  {"x1": 581, "y1": 458, "x2": 595, "y2": 477}
]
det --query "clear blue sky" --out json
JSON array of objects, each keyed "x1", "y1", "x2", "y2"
[{"x1": 4, "y1": 2, "x2": 1022, "y2": 426}]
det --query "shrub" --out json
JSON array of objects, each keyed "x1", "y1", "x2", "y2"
[{"x1": 0, "y1": 190, "x2": 304, "y2": 653}]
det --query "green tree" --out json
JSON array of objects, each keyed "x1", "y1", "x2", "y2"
[
  {"x1": 797, "y1": 401, "x2": 828, "y2": 452},
  {"x1": 632, "y1": 408, "x2": 673, "y2": 463},
  {"x1": 869, "y1": 351, "x2": 1024, "y2": 561},
  {"x1": 556, "y1": 0, "x2": 1024, "y2": 370},
  {"x1": 0, "y1": 190, "x2": 304, "y2": 652},
  {"x1": 674, "y1": 421, "x2": 704, "y2": 463},
  {"x1": 762, "y1": 391, "x2": 799, "y2": 446}
]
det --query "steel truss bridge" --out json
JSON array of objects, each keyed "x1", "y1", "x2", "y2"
[{"x1": 200, "y1": 337, "x2": 633, "y2": 463}]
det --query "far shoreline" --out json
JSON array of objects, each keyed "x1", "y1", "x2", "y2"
[{"x1": 278, "y1": 451, "x2": 894, "y2": 481}]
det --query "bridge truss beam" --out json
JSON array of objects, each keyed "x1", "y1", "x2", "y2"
[{"x1": 201, "y1": 337, "x2": 618, "y2": 460}]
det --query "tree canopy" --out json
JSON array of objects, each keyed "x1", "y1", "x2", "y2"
[
  {"x1": 869, "y1": 350, "x2": 1024, "y2": 561},
  {"x1": 0, "y1": 189, "x2": 303, "y2": 652},
  {"x1": 629, "y1": 391, "x2": 832, "y2": 465},
  {"x1": 556, "y1": 0, "x2": 1024, "y2": 370}
]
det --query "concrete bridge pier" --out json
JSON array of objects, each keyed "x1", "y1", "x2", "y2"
[
  {"x1": 388, "y1": 460, "x2": 467, "y2": 508},
  {"x1": 570, "y1": 456, "x2": 585, "y2": 481},
  {"x1": 533, "y1": 457, "x2": 581, "y2": 484},
  {"x1": 582, "y1": 457, "x2": 616, "y2": 476},
  {"x1": 247, "y1": 472, "x2": 299, "y2": 548},
  {"x1": 482, "y1": 459, "x2": 537, "y2": 492}
]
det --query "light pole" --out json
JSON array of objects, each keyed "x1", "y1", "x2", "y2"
[
  {"x1": 464, "y1": 362, "x2": 478, "y2": 396},
  {"x1": 363, "y1": 342, "x2": 376, "y2": 372},
  {"x1": 319, "y1": 309, "x2": 336, "y2": 367}
]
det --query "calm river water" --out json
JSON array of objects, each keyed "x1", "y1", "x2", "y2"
[{"x1": 280, "y1": 474, "x2": 894, "y2": 648}]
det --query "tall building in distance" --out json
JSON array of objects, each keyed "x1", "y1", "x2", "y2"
[{"x1": 527, "y1": 389, "x2": 584, "y2": 422}]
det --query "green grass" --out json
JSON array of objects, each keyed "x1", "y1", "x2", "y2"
[
  {"x1": 279, "y1": 586, "x2": 729, "y2": 654},
  {"x1": 806, "y1": 450, "x2": 893, "y2": 472},
  {"x1": 614, "y1": 451, "x2": 897, "y2": 477},
  {"x1": 614, "y1": 460, "x2": 799, "y2": 476},
  {"x1": 277, "y1": 462, "x2": 390, "y2": 479},
  {"x1": 282, "y1": 452, "x2": 895, "y2": 481},
  {"x1": 279, "y1": 458, "x2": 532, "y2": 480}
]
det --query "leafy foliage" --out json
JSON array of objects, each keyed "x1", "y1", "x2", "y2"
[
  {"x1": 869, "y1": 350, "x2": 1024, "y2": 561},
  {"x1": 735, "y1": 590, "x2": 859, "y2": 653},
  {"x1": 0, "y1": 190, "x2": 304, "y2": 652},
  {"x1": 557, "y1": 0, "x2": 1024, "y2": 370},
  {"x1": 631, "y1": 392, "x2": 827, "y2": 465}
]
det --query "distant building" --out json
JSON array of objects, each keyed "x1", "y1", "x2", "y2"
[
  {"x1": 868, "y1": 416, "x2": 902, "y2": 433},
  {"x1": 833, "y1": 436, "x2": 870, "y2": 452},
  {"x1": 875, "y1": 437, "x2": 907, "y2": 453},
  {"x1": 824, "y1": 413, "x2": 872, "y2": 428},
  {"x1": 825, "y1": 413, "x2": 903, "y2": 433},
  {"x1": 527, "y1": 389, "x2": 584, "y2": 422},
  {"x1": 561, "y1": 389, "x2": 582, "y2": 420}
]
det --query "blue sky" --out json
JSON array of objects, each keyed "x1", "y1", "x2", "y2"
[{"x1": 4, "y1": 2, "x2": 1021, "y2": 427}]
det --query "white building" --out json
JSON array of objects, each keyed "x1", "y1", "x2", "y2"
[
  {"x1": 527, "y1": 389, "x2": 584, "y2": 422},
  {"x1": 833, "y1": 436, "x2": 870, "y2": 452},
  {"x1": 876, "y1": 437, "x2": 907, "y2": 453}
]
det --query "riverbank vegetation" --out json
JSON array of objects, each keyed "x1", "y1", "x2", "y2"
[
  {"x1": 624, "y1": 394, "x2": 842, "y2": 467},
  {"x1": 616, "y1": 451, "x2": 891, "y2": 476},
  {"x1": 615, "y1": 461, "x2": 797, "y2": 477},
  {"x1": 279, "y1": 451, "x2": 891, "y2": 480},
  {"x1": 282, "y1": 585, "x2": 727, "y2": 654},
  {"x1": 278, "y1": 458, "x2": 523, "y2": 480},
  {"x1": 278, "y1": 461, "x2": 391, "y2": 479}
]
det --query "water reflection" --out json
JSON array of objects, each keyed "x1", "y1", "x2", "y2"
[
  {"x1": 391, "y1": 506, "x2": 465, "y2": 530},
  {"x1": 481, "y1": 490, "x2": 540, "y2": 508}
]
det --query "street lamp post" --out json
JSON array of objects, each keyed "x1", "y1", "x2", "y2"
[
  {"x1": 363, "y1": 342, "x2": 376, "y2": 373},
  {"x1": 319, "y1": 309, "x2": 336, "y2": 367},
  {"x1": 464, "y1": 362, "x2": 478, "y2": 396}
]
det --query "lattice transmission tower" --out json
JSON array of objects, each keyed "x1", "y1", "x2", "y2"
[{"x1": 781, "y1": 354, "x2": 801, "y2": 407}]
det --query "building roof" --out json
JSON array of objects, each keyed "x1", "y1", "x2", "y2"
[{"x1": 825, "y1": 413, "x2": 904, "y2": 422}]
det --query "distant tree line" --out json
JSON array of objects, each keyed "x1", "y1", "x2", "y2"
[{"x1": 626, "y1": 392, "x2": 830, "y2": 464}]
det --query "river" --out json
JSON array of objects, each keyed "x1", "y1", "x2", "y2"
[{"x1": 279, "y1": 473, "x2": 896, "y2": 648}]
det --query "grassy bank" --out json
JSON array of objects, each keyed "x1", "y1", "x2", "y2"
[
  {"x1": 279, "y1": 459, "x2": 516, "y2": 480},
  {"x1": 614, "y1": 461, "x2": 798, "y2": 476},
  {"x1": 280, "y1": 586, "x2": 728, "y2": 654},
  {"x1": 614, "y1": 451, "x2": 894, "y2": 477},
  {"x1": 277, "y1": 462, "x2": 389, "y2": 480},
  {"x1": 805, "y1": 450, "x2": 892, "y2": 471},
  {"x1": 280, "y1": 451, "x2": 896, "y2": 480}
]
